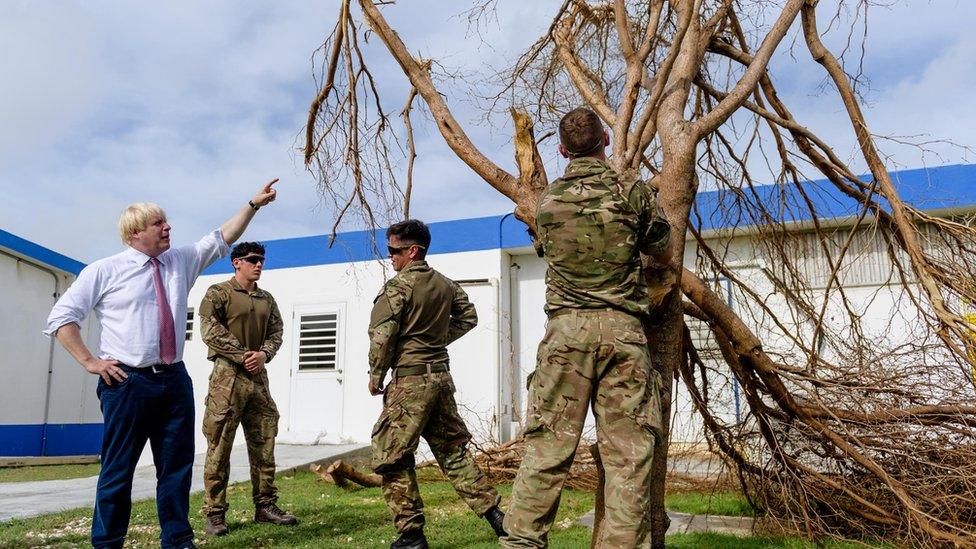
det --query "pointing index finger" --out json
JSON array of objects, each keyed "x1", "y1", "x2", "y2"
[{"x1": 263, "y1": 178, "x2": 279, "y2": 192}]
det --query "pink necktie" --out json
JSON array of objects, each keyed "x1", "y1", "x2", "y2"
[{"x1": 150, "y1": 257, "x2": 177, "y2": 364}]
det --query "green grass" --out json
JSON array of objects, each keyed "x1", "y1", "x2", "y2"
[
  {"x1": 0, "y1": 470, "x2": 886, "y2": 548},
  {"x1": 0, "y1": 470, "x2": 593, "y2": 548},
  {"x1": 0, "y1": 463, "x2": 101, "y2": 483},
  {"x1": 665, "y1": 490, "x2": 756, "y2": 517}
]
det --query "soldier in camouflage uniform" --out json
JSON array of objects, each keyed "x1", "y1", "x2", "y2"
[
  {"x1": 368, "y1": 219, "x2": 507, "y2": 549},
  {"x1": 502, "y1": 107, "x2": 673, "y2": 548},
  {"x1": 199, "y1": 241, "x2": 297, "y2": 536}
]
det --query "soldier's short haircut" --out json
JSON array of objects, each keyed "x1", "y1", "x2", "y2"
[
  {"x1": 559, "y1": 107, "x2": 604, "y2": 158},
  {"x1": 118, "y1": 202, "x2": 166, "y2": 246},
  {"x1": 231, "y1": 241, "x2": 266, "y2": 260},
  {"x1": 387, "y1": 219, "x2": 431, "y2": 255}
]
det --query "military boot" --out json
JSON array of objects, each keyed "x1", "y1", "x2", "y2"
[
  {"x1": 254, "y1": 503, "x2": 298, "y2": 525},
  {"x1": 205, "y1": 512, "x2": 229, "y2": 536},
  {"x1": 484, "y1": 506, "x2": 507, "y2": 537},
  {"x1": 390, "y1": 529, "x2": 428, "y2": 549}
]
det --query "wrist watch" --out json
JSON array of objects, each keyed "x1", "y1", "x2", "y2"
[
  {"x1": 262, "y1": 350, "x2": 271, "y2": 362},
  {"x1": 248, "y1": 200, "x2": 260, "y2": 211}
]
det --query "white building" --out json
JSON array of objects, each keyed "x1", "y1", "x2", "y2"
[
  {"x1": 182, "y1": 214, "x2": 535, "y2": 455},
  {"x1": 179, "y1": 164, "x2": 976, "y2": 458},
  {"x1": 4, "y1": 164, "x2": 973, "y2": 460},
  {"x1": 0, "y1": 229, "x2": 100, "y2": 457}
]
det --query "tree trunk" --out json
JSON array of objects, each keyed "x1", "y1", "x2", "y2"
[{"x1": 327, "y1": 459, "x2": 382, "y2": 488}]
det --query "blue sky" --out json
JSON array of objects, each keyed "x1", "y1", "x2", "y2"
[{"x1": 2, "y1": 1, "x2": 974, "y2": 263}]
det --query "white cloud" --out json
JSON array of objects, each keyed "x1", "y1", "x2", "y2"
[{"x1": 1, "y1": 1, "x2": 973, "y2": 263}]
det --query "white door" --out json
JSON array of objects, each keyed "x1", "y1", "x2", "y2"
[
  {"x1": 287, "y1": 303, "x2": 345, "y2": 444},
  {"x1": 446, "y1": 279, "x2": 500, "y2": 442},
  {"x1": 509, "y1": 253, "x2": 548, "y2": 433}
]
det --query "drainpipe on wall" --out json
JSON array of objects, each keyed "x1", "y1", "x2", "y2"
[
  {"x1": 498, "y1": 212, "x2": 520, "y2": 443},
  {"x1": 507, "y1": 261, "x2": 522, "y2": 440},
  {"x1": 490, "y1": 276, "x2": 502, "y2": 443}
]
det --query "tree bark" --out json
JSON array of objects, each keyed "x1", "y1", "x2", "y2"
[{"x1": 326, "y1": 459, "x2": 382, "y2": 488}]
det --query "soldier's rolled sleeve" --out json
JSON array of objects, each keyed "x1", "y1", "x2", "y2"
[
  {"x1": 368, "y1": 289, "x2": 403, "y2": 385},
  {"x1": 261, "y1": 296, "x2": 284, "y2": 362},
  {"x1": 446, "y1": 282, "x2": 477, "y2": 345},
  {"x1": 199, "y1": 285, "x2": 248, "y2": 364},
  {"x1": 635, "y1": 183, "x2": 672, "y2": 256}
]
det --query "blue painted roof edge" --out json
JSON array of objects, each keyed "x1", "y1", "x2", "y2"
[
  {"x1": 203, "y1": 164, "x2": 976, "y2": 275},
  {"x1": 204, "y1": 214, "x2": 535, "y2": 275},
  {"x1": 0, "y1": 229, "x2": 86, "y2": 275},
  {"x1": 692, "y1": 163, "x2": 976, "y2": 232}
]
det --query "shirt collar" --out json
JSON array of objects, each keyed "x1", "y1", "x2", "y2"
[
  {"x1": 228, "y1": 277, "x2": 261, "y2": 294},
  {"x1": 123, "y1": 246, "x2": 167, "y2": 266},
  {"x1": 400, "y1": 260, "x2": 430, "y2": 274},
  {"x1": 563, "y1": 156, "x2": 611, "y2": 179}
]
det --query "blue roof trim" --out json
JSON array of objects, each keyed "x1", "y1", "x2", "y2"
[
  {"x1": 202, "y1": 164, "x2": 976, "y2": 273},
  {"x1": 203, "y1": 214, "x2": 536, "y2": 275},
  {"x1": 693, "y1": 164, "x2": 976, "y2": 232},
  {"x1": 0, "y1": 228, "x2": 86, "y2": 275}
]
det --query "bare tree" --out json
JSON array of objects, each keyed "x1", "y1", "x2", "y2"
[{"x1": 304, "y1": 1, "x2": 976, "y2": 546}]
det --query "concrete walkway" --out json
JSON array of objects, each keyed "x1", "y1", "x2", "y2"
[
  {"x1": 575, "y1": 453, "x2": 755, "y2": 536},
  {"x1": 0, "y1": 443, "x2": 367, "y2": 522},
  {"x1": 579, "y1": 509, "x2": 755, "y2": 536}
]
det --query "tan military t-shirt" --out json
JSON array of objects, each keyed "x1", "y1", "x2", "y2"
[
  {"x1": 367, "y1": 261, "x2": 477, "y2": 383},
  {"x1": 199, "y1": 278, "x2": 283, "y2": 364}
]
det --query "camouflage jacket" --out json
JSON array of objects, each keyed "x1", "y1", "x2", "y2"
[
  {"x1": 368, "y1": 260, "x2": 477, "y2": 386},
  {"x1": 198, "y1": 278, "x2": 283, "y2": 365},
  {"x1": 536, "y1": 157, "x2": 671, "y2": 316}
]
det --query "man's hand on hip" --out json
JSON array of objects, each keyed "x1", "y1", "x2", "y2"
[
  {"x1": 83, "y1": 357, "x2": 126, "y2": 385},
  {"x1": 243, "y1": 350, "x2": 267, "y2": 373}
]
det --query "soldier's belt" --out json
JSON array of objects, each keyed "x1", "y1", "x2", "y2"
[
  {"x1": 547, "y1": 306, "x2": 622, "y2": 319},
  {"x1": 393, "y1": 363, "x2": 449, "y2": 378}
]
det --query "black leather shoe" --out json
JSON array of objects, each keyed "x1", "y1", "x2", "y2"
[
  {"x1": 390, "y1": 529, "x2": 428, "y2": 549},
  {"x1": 484, "y1": 506, "x2": 507, "y2": 537}
]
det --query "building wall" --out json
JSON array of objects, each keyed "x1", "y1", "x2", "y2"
[
  {"x1": 672, "y1": 231, "x2": 944, "y2": 446},
  {"x1": 125, "y1": 221, "x2": 955, "y2": 465},
  {"x1": 506, "y1": 248, "x2": 733, "y2": 444},
  {"x1": 172, "y1": 248, "x2": 509, "y2": 463},
  {"x1": 0, "y1": 249, "x2": 101, "y2": 456},
  {"x1": 508, "y1": 229, "x2": 942, "y2": 447}
]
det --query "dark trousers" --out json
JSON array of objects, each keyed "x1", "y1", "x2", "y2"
[{"x1": 92, "y1": 362, "x2": 195, "y2": 549}]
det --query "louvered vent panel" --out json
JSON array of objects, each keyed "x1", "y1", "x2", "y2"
[{"x1": 298, "y1": 313, "x2": 338, "y2": 370}]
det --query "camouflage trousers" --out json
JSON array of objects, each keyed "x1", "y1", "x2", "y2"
[
  {"x1": 201, "y1": 359, "x2": 281, "y2": 515},
  {"x1": 371, "y1": 370, "x2": 500, "y2": 533},
  {"x1": 503, "y1": 309, "x2": 663, "y2": 548}
]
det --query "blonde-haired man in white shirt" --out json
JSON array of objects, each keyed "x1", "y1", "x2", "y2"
[{"x1": 45, "y1": 179, "x2": 278, "y2": 549}]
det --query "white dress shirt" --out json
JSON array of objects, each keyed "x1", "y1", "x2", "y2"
[{"x1": 44, "y1": 229, "x2": 230, "y2": 368}]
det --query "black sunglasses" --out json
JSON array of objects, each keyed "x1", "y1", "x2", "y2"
[
  {"x1": 387, "y1": 244, "x2": 425, "y2": 256},
  {"x1": 237, "y1": 255, "x2": 265, "y2": 265}
]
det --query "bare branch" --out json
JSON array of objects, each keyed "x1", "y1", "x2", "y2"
[{"x1": 693, "y1": 0, "x2": 805, "y2": 139}]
